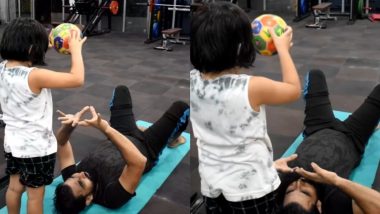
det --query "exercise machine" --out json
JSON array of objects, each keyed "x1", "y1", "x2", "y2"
[{"x1": 62, "y1": 0, "x2": 119, "y2": 36}]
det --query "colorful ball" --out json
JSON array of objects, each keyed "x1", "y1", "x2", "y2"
[
  {"x1": 50, "y1": 23, "x2": 82, "y2": 55},
  {"x1": 251, "y1": 14, "x2": 287, "y2": 56}
]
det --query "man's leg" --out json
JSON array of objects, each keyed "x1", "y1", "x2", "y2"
[
  {"x1": 343, "y1": 84, "x2": 380, "y2": 154},
  {"x1": 303, "y1": 70, "x2": 341, "y2": 136},
  {"x1": 109, "y1": 85, "x2": 143, "y2": 140},
  {"x1": 143, "y1": 101, "x2": 190, "y2": 156}
]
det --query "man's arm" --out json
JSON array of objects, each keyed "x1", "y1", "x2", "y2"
[
  {"x1": 56, "y1": 125, "x2": 76, "y2": 170},
  {"x1": 80, "y1": 106, "x2": 147, "y2": 194},
  {"x1": 56, "y1": 106, "x2": 89, "y2": 170},
  {"x1": 296, "y1": 162, "x2": 380, "y2": 214}
]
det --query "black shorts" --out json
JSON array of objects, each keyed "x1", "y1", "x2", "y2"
[
  {"x1": 204, "y1": 191, "x2": 278, "y2": 214},
  {"x1": 5, "y1": 152, "x2": 56, "y2": 188}
]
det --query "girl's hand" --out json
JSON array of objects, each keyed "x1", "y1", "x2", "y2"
[
  {"x1": 68, "y1": 28, "x2": 87, "y2": 54},
  {"x1": 269, "y1": 26, "x2": 293, "y2": 53}
]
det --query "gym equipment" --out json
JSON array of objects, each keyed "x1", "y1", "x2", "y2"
[
  {"x1": 138, "y1": 0, "x2": 191, "y2": 44},
  {"x1": 0, "y1": 120, "x2": 190, "y2": 214},
  {"x1": 320, "y1": 0, "x2": 357, "y2": 23},
  {"x1": 154, "y1": 28, "x2": 185, "y2": 51},
  {"x1": 306, "y1": 2, "x2": 337, "y2": 29},
  {"x1": 63, "y1": 0, "x2": 119, "y2": 36},
  {"x1": 357, "y1": 0, "x2": 380, "y2": 21},
  {"x1": 50, "y1": 23, "x2": 82, "y2": 55},
  {"x1": 283, "y1": 110, "x2": 380, "y2": 188},
  {"x1": 294, "y1": 0, "x2": 313, "y2": 21},
  {"x1": 109, "y1": 0, "x2": 119, "y2": 15},
  {"x1": 295, "y1": 0, "x2": 358, "y2": 24},
  {"x1": 369, "y1": 13, "x2": 380, "y2": 21},
  {"x1": 251, "y1": 14, "x2": 287, "y2": 56}
]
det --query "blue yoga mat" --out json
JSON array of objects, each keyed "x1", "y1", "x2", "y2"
[
  {"x1": 0, "y1": 120, "x2": 190, "y2": 214},
  {"x1": 282, "y1": 110, "x2": 380, "y2": 188}
]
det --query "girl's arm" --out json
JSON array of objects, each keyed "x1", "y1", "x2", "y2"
[
  {"x1": 249, "y1": 26, "x2": 301, "y2": 110},
  {"x1": 28, "y1": 30, "x2": 87, "y2": 93}
]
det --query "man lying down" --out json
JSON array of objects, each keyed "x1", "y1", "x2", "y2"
[{"x1": 274, "y1": 70, "x2": 380, "y2": 214}]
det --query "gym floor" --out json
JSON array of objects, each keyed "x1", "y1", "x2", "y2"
[
  {"x1": 0, "y1": 17, "x2": 191, "y2": 213},
  {"x1": 190, "y1": 10, "x2": 380, "y2": 212}
]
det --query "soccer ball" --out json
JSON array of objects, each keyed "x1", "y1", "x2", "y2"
[
  {"x1": 50, "y1": 23, "x2": 82, "y2": 55},
  {"x1": 251, "y1": 14, "x2": 287, "y2": 56}
]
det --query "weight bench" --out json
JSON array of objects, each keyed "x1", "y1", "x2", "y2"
[
  {"x1": 306, "y1": 2, "x2": 337, "y2": 29},
  {"x1": 154, "y1": 28, "x2": 185, "y2": 51}
]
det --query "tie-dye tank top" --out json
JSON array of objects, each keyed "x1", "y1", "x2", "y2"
[
  {"x1": 190, "y1": 69, "x2": 280, "y2": 202},
  {"x1": 0, "y1": 61, "x2": 57, "y2": 158}
]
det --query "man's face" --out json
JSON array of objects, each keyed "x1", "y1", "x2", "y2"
[
  {"x1": 64, "y1": 171, "x2": 94, "y2": 198},
  {"x1": 283, "y1": 178, "x2": 318, "y2": 210}
]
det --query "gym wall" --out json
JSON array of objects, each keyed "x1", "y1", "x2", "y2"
[
  {"x1": 0, "y1": 1, "x2": 18, "y2": 24},
  {"x1": 237, "y1": 0, "x2": 294, "y2": 13},
  {"x1": 266, "y1": 0, "x2": 293, "y2": 12}
]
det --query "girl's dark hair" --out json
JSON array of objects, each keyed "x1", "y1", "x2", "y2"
[
  {"x1": 54, "y1": 183, "x2": 87, "y2": 214},
  {"x1": 0, "y1": 18, "x2": 48, "y2": 65},
  {"x1": 190, "y1": 2, "x2": 255, "y2": 73}
]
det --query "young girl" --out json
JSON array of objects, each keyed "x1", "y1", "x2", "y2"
[
  {"x1": 190, "y1": 2, "x2": 301, "y2": 213},
  {"x1": 0, "y1": 18, "x2": 86, "y2": 213}
]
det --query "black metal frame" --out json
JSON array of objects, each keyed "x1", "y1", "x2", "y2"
[{"x1": 65, "y1": 0, "x2": 113, "y2": 36}]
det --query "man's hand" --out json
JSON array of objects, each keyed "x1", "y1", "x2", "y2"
[
  {"x1": 298, "y1": 163, "x2": 380, "y2": 214},
  {"x1": 274, "y1": 154, "x2": 298, "y2": 173},
  {"x1": 295, "y1": 162, "x2": 340, "y2": 186},
  {"x1": 78, "y1": 106, "x2": 110, "y2": 132},
  {"x1": 57, "y1": 106, "x2": 90, "y2": 127},
  {"x1": 56, "y1": 106, "x2": 89, "y2": 145}
]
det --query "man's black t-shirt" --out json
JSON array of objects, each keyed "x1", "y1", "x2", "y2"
[
  {"x1": 278, "y1": 129, "x2": 361, "y2": 214},
  {"x1": 61, "y1": 136, "x2": 151, "y2": 209}
]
